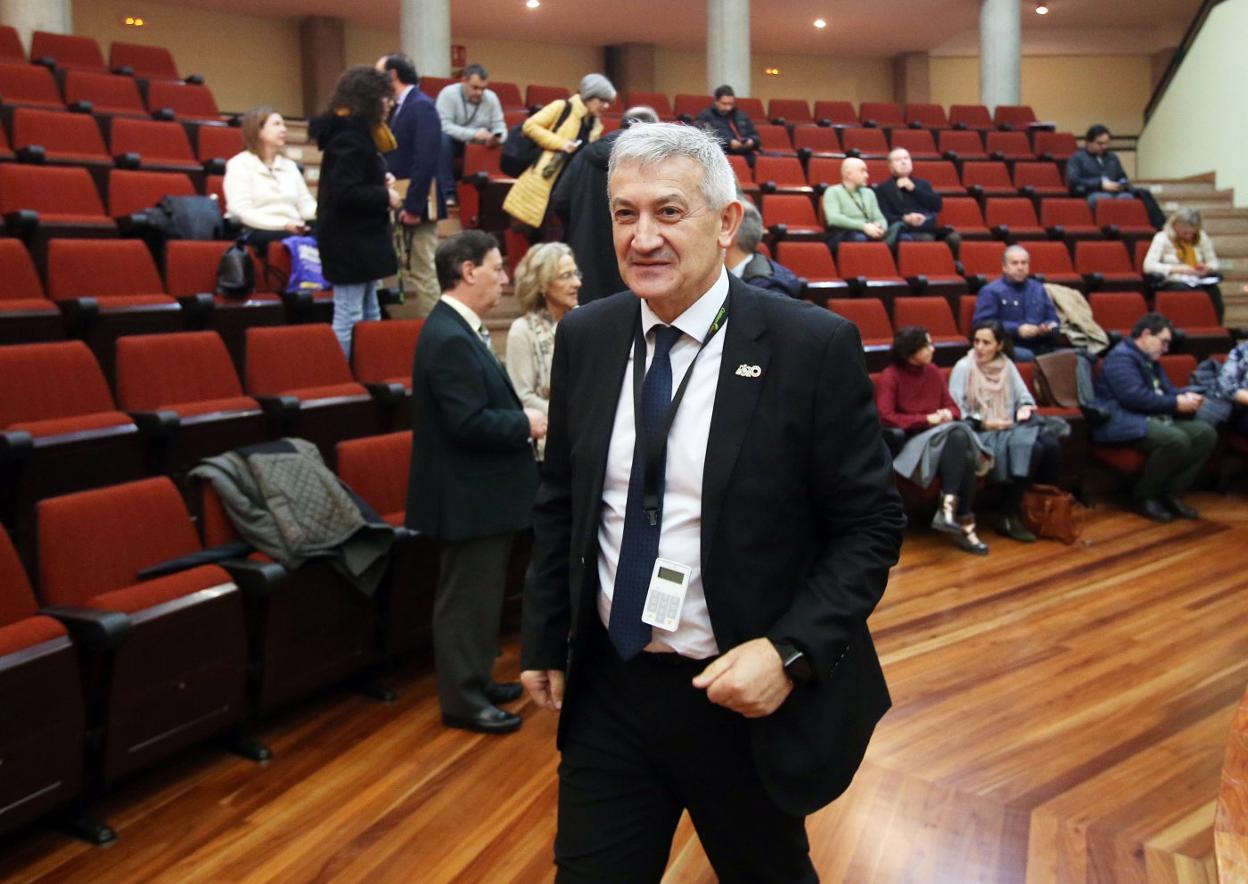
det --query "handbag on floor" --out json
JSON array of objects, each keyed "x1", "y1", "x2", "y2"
[{"x1": 1021, "y1": 483, "x2": 1085, "y2": 545}]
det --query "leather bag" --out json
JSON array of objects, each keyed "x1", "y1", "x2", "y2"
[{"x1": 1020, "y1": 483, "x2": 1085, "y2": 545}]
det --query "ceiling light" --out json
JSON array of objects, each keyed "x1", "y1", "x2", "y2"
[
  {"x1": 1035, "y1": 2, "x2": 1049, "y2": 13},
  {"x1": 764, "y1": 67, "x2": 780, "y2": 76},
  {"x1": 526, "y1": 0, "x2": 540, "y2": 7},
  {"x1": 813, "y1": 18, "x2": 827, "y2": 29}
]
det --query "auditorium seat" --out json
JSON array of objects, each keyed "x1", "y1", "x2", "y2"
[
  {"x1": 897, "y1": 241, "x2": 968, "y2": 310},
  {"x1": 804, "y1": 101, "x2": 853, "y2": 128},
  {"x1": 526, "y1": 84, "x2": 569, "y2": 108},
  {"x1": 261, "y1": 239, "x2": 334, "y2": 321},
  {"x1": 985, "y1": 131, "x2": 1036, "y2": 163},
  {"x1": 37, "y1": 477, "x2": 249, "y2": 783},
  {"x1": 336, "y1": 432, "x2": 437, "y2": 658},
  {"x1": 0, "y1": 25, "x2": 24, "y2": 64},
  {"x1": 767, "y1": 98, "x2": 811, "y2": 125},
  {"x1": 1033, "y1": 131, "x2": 1079, "y2": 164},
  {"x1": 958, "y1": 295, "x2": 977, "y2": 337},
  {"x1": 806, "y1": 156, "x2": 846, "y2": 190},
  {"x1": 957, "y1": 240, "x2": 1007, "y2": 290},
  {"x1": 0, "y1": 122, "x2": 11, "y2": 161},
  {"x1": 1013, "y1": 162, "x2": 1067, "y2": 199},
  {"x1": 993, "y1": 105, "x2": 1037, "y2": 130},
  {"x1": 1075, "y1": 241, "x2": 1145, "y2": 291},
  {"x1": 108, "y1": 42, "x2": 182, "y2": 80},
  {"x1": 673, "y1": 93, "x2": 712, "y2": 120},
  {"x1": 763, "y1": 194, "x2": 824, "y2": 241},
  {"x1": 793, "y1": 126, "x2": 843, "y2": 159},
  {"x1": 205, "y1": 173, "x2": 226, "y2": 211},
  {"x1": 1089, "y1": 291, "x2": 1148, "y2": 334},
  {"x1": 938, "y1": 197, "x2": 992, "y2": 241},
  {"x1": 774, "y1": 241, "x2": 848, "y2": 303},
  {"x1": 107, "y1": 168, "x2": 197, "y2": 218},
  {"x1": 836, "y1": 243, "x2": 910, "y2": 314},
  {"x1": 62, "y1": 70, "x2": 147, "y2": 118},
  {"x1": 1155, "y1": 290, "x2": 1232, "y2": 358},
  {"x1": 734, "y1": 96, "x2": 766, "y2": 120},
  {"x1": 755, "y1": 124, "x2": 796, "y2": 156},
  {"x1": 457, "y1": 142, "x2": 513, "y2": 230},
  {"x1": 626, "y1": 91, "x2": 672, "y2": 119},
  {"x1": 1025, "y1": 240, "x2": 1085, "y2": 290},
  {"x1": 1094, "y1": 198, "x2": 1156, "y2": 239},
  {"x1": 985, "y1": 197, "x2": 1047, "y2": 241},
  {"x1": 197, "y1": 125, "x2": 245, "y2": 169},
  {"x1": 726, "y1": 153, "x2": 756, "y2": 196},
  {"x1": 145, "y1": 81, "x2": 222, "y2": 122},
  {"x1": 109, "y1": 117, "x2": 203, "y2": 177},
  {"x1": 826, "y1": 298, "x2": 892, "y2": 370},
  {"x1": 905, "y1": 103, "x2": 949, "y2": 130},
  {"x1": 490, "y1": 81, "x2": 525, "y2": 112},
  {"x1": 753, "y1": 155, "x2": 811, "y2": 194},
  {"x1": 9, "y1": 107, "x2": 111, "y2": 175},
  {"x1": 893, "y1": 297, "x2": 968, "y2": 365},
  {"x1": 1040, "y1": 197, "x2": 1102, "y2": 242},
  {"x1": 913, "y1": 160, "x2": 967, "y2": 196},
  {"x1": 889, "y1": 128, "x2": 939, "y2": 160},
  {"x1": 30, "y1": 31, "x2": 108, "y2": 73},
  {"x1": 352, "y1": 319, "x2": 425, "y2": 393},
  {"x1": 859, "y1": 102, "x2": 904, "y2": 129},
  {"x1": 0, "y1": 62, "x2": 65, "y2": 110},
  {"x1": 243, "y1": 324, "x2": 388, "y2": 462},
  {"x1": 45, "y1": 238, "x2": 185, "y2": 376},
  {"x1": 0, "y1": 525, "x2": 88, "y2": 840},
  {"x1": 0, "y1": 239, "x2": 62, "y2": 344},
  {"x1": 938, "y1": 129, "x2": 988, "y2": 163},
  {"x1": 0, "y1": 165, "x2": 117, "y2": 257},
  {"x1": 841, "y1": 128, "x2": 890, "y2": 159},
  {"x1": 114, "y1": 331, "x2": 267, "y2": 476},
  {"x1": 421, "y1": 76, "x2": 455, "y2": 100},
  {"x1": 503, "y1": 109, "x2": 527, "y2": 130},
  {"x1": 949, "y1": 104, "x2": 994, "y2": 131},
  {"x1": 164, "y1": 239, "x2": 283, "y2": 370},
  {"x1": 962, "y1": 161, "x2": 1017, "y2": 199}
]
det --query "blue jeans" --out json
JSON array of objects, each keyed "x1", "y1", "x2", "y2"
[
  {"x1": 1086, "y1": 190, "x2": 1135, "y2": 207},
  {"x1": 437, "y1": 132, "x2": 463, "y2": 201},
  {"x1": 332, "y1": 280, "x2": 380, "y2": 359}
]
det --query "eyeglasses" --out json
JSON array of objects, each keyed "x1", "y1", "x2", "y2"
[{"x1": 556, "y1": 270, "x2": 583, "y2": 281}]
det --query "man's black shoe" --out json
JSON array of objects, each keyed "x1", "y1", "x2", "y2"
[
  {"x1": 1135, "y1": 499, "x2": 1174, "y2": 523},
  {"x1": 1163, "y1": 496, "x2": 1200, "y2": 520},
  {"x1": 484, "y1": 681, "x2": 523, "y2": 705},
  {"x1": 443, "y1": 706, "x2": 522, "y2": 735}
]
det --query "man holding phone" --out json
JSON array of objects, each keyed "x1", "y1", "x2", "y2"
[
  {"x1": 971, "y1": 244, "x2": 1063, "y2": 362},
  {"x1": 435, "y1": 63, "x2": 508, "y2": 204}
]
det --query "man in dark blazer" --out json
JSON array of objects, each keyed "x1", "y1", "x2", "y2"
[
  {"x1": 377, "y1": 53, "x2": 445, "y2": 318},
  {"x1": 696, "y1": 84, "x2": 761, "y2": 162},
  {"x1": 521, "y1": 123, "x2": 904, "y2": 880},
  {"x1": 408, "y1": 230, "x2": 546, "y2": 734}
]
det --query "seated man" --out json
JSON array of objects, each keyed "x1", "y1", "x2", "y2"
[
  {"x1": 725, "y1": 201, "x2": 803, "y2": 298},
  {"x1": 434, "y1": 63, "x2": 507, "y2": 204},
  {"x1": 1093, "y1": 313, "x2": 1216, "y2": 523},
  {"x1": 874, "y1": 147, "x2": 958, "y2": 251},
  {"x1": 823, "y1": 157, "x2": 897, "y2": 246},
  {"x1": 696, "y1": 84, "x2": 760, "y2": 160},
  {"x1": 972, "y1": 244, "x2": 1062, "y2": 362},
  {"x1": 1066, "y1": 124, "x2": 1136, "y2": 207}
]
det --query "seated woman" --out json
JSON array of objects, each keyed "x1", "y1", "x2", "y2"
[
  {"x1": 948, "y1": 320, "x2": 1066, "y2": 543},
  {"x1": 1194, "y1": 338, "x2": 1248, "y2": 436},
  {"x1": 224, "y1": 106, "x2": 318, "y2": 248},
  {"x1": 506, "y1": 242, "x2": 581, "y2": 459},
  {"x1": 876, "y1": 326, "x2": 991, "y2": 555},
  {"x1": 1143, "y1": 207, "x2": 1223, "y2": 323}
]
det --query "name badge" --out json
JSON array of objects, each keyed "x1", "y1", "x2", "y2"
[{"x1": 641, "y1": 558, "x2": 691, "y2": 632}]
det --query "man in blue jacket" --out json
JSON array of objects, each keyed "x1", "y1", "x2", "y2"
[
  {"x1": 972, "y1": 245, "x2": 1062, "y2": 361},
  {"x1": 725, "y1": 202, "x2": 804, "y2": 298},
  {"x1": 1092, "y1": 313, "x2": 1216, "y2": 522},
  {"x1": 697, "y1": 85, "x2": 761, "y2": 163},
  {"x1": 377, "y1": 53, "x2": 445, "y2": 318}
]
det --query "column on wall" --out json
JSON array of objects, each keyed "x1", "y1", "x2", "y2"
[
  {"x1": 707, "y1": 0, "x2": 750, "y2": 98},
  {"x1": 300, "y1": 17, "x2": 346, "y2": 119},
  {"x1": 401, "y1": 0, "x2": 450, "y2": 79},
  {"x1": 979, "y1": 0, "x2": 1020, "y2": 111},
  {"x1": 0, "y1": 0, "x2": 71, "y2": 50}
]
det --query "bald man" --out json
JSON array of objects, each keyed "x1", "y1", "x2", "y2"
[{"x1": 821, "y1": 157, "x2": 899, "y2": 247}]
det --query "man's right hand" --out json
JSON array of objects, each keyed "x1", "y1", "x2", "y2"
[
  {"x1": 521, "y1": 669, "x2": 565, "y2": 711},
  {"x1": 896, "y1": 176, "x2": 915, "y2": 191},
  {"x1": 1018, "y1": 323, "x2": 1040, "y2": 339},
  {"x1": 472, "y1": 128, "x2": 492, "y2": 144},
  {"x1": 1102, "y1": 178, "x2": 1123, "y2": 193},
  {"x1": 1176, "y1": 391, "x2": 1203, "y2": 414},
  {"x1": 863, "y1": 223, "x2": 885, "y2": 239},
  {"x1": 525, "y1": 408, "x2": 548, "y2": 439},
  {"x1": 903, "y1": 212, "x2": 926, "y2": 227}
]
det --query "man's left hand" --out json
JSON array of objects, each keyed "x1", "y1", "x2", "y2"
[
  {"x1": 692, "y1": 638, "x2": 794, "y2": 718},
  {"x1": 398, "y1": 209, "x2": 424, "y2": 227},
  {"x1": 903, "y1": 212, "x2": 926, "y2": 227}
]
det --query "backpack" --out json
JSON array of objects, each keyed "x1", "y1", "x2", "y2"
[
  {"x1": 149, "y1": 195, "x2": 223, "y2": 240},
  {"x1": 216, "y1": 238, "x2": 254, "y2": 297},
  {"x1": 281, "y1": 235, "x2": 327, "y2": 294},
  {"x1": 500, "y1": 100, "x2": 574, "y2": 177}
]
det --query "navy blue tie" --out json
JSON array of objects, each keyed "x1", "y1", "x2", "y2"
[{"x1": 608, "y1": 325, "x2": 684, "y2": 660}]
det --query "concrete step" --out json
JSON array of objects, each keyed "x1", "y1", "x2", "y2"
[
  {"x1": 1141, "y1": 182, "x2": 1226, "y2": 200},
  {"x1": 1205, "y1": 216, "x2": 1248, "y2": 235},
  {"x1": 1158, "y1": 197, "x2": 1236, "y2": 213},
  {"x1": 1213, "y1": 234, "x2": 1248, "y2": 256}
]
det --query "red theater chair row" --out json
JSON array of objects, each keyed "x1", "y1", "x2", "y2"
[
  {"x1": 0, "y1": 27, "x2": 193, "y2": 82},
  {"x1": 0, "y1": 61, "x2": 221, "y2": 122},
  {"x1": 750, "y1": 127, "x2": 1071, "y2": 166}
]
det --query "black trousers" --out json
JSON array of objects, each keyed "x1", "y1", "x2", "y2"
[
  {"x1": 555, "y1": 620, "x2": 817, "y2": 883},
  {"x1": 937, "y1": 426, "x2": 978, "y2": 516},
  {"x1": 1001, "y1": 431, "x2": 1062, "y2": 513}
]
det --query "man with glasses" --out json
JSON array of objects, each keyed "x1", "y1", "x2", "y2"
[{"x1": 1092, "y1": 312, "x2": 1216, "y2": 522}]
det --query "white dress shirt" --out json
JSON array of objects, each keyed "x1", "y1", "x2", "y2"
[
  {"x1": 729, "y1": 255, "x2": 751, "y2": 278},
  {"x1": 440, "y1": 293, "x2": 486, "y2": 340},
  {"x1": 596, "y1": 268, "x2": 729, "y2": 659}
]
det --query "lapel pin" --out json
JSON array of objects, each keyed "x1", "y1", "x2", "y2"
[{"x1": 735, "y1": 363, "x2": 762, "y2": 378}]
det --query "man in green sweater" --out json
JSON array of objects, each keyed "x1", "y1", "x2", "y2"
[{"x1": 821, "y1": 157, "x2": 894, "y2": 247}]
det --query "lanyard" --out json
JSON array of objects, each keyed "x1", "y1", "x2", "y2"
[{"x1": 632, "y1": 297, "x2": 729, "y2": 526}]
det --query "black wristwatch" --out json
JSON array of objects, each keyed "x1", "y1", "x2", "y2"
[{"x1": 769, "y1": 639, "x2": 814, "y2": 683}]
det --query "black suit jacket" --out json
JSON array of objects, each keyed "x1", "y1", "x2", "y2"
[
  {"x1": 522, "y1": 277, "x2": 904, "y2": 815},
  {"x1": 406, "y1": 300, "x2": 538, "y2": 541}
]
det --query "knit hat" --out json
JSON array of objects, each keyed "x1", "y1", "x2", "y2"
[{"x1": 579, "y1": 73, "x2": 616, "y2": 103}]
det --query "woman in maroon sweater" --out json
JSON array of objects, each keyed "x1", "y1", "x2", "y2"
[{"x1": 876, "y1": 326, "x2": 989, "y2": 555}]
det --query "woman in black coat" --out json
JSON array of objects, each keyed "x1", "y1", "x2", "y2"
[{"x1": 310, "y1": 66, "x2": 402, "y2": 357}]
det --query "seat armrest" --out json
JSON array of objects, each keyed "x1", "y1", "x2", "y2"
[
  {"x1": 55, "y1": 297, "x2": 100, "y2": 332},
  {"x1": 365, "y1": 382, "x2": 408, "y2": 405},
  {"x1": 151, "y1": 107, "x2": 176, "y2": 122},
  {"x1": 967, "y1": 184, "x2": 984, "y2": 201},
  {"x1": 129, "y1": 410, "x2": 180, "y2": 437},
  {"x1": 968, "y1": 273, "x2": 988, "y2": 292},
  {"x1": 378, "y1": 286, "x2": 402, "y2": 306},
  {"x1": 281, "y1": 289, "x2": 313, "y2": 311},
  {"x1": 177, "y1": 292, "x2": 216, "y2": 323},
  {"x1": 114, "y1": 151, "x2": 142, "y2": 169},
  {"x1": 15, "y1": 145, "x2": 45, "y2": 165},
  {"x1": 770, "y1": 116, "x2": 786, "y2": 126},
  {"x1": 256, "y1": 395, "x2": 301, "y2": 419},
  {"x1": 989, "y1": 151, "x2": 1005, "y2": 162},
  {"x1": 219, "y1": 558, "x2": 287, "y2": 597},
  {"x1": 862, "y1": 118, "x2": 877, "y2": 128},
  {"x1": 3, "y1": 209, "x2": 40, "y2": 236},
  {"x1": 1082, "y1": 272, "x2": 1104, "y2": 291},
  {"x1": 768, "y1": 223, "x2": 789, "y2": 241},
  {"x1": 41, "y1": 606, "x2": 132, "y2": 652},
  {"x1": 943, "y1": 149, "x2": 959, "y2": 163},
  {"x1": 1102, "y1": 224, "x2": 1121, "y2": 239},
  {"x1": 1033, "y1": 273, "x2": 1048, "y2": 284},
  {"x1": 760, "y1": 180, "x2": 777, "y2": 195},
  {"x1": 112, "y1": 65, "x2": 134, "y2": 77},
  {"x1": 1046, "y1": 224, "x2": 1065, "y2": 239},
  {"x1": 202, "y1": 157, "x2": 226, "y2": 176},
  {"x1": 186, "y1": 73, "x2": 205, "y2": 86},
  {"x1": 0, "y1": 430, "x2": 33, "y2": 464},
  {"x1": 797, "y1": 147, "x2": 812, "y2": 162},
  {"x1": 33, "y1": 56, "x2": 56, "y2": 71},
  {"x1": 907, "y1": 274, "x2": 929, "y2": 293},
  {"x1": 68, "y1": 99, "x2": 94, "y2": 114},
  {"x1": 849, "y1": 275, "x2": 869, "y2": 296},
  {"x1": 845, "y1": 148, "x2": 862, "y2": 159},
  {"x1": 991, "y1": 224, "x2": 1009, "y2": 240},
  {"x1": 1019, "y1": 185, "x2": 1036, "y2": 200}
]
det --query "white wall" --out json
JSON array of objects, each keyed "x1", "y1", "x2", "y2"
[{"x1": 1138, "y1": 0, "x2": 1248, "y2": 205}]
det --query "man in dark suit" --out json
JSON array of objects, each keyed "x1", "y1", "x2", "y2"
[
  {"x1": 408, "y1": 230, "x2": 546, "y2": 734},
  {"x1": 696, "y1": 84, "x2": 760, "y2": 162},
  {"x1": 377, "y1": 53, "x2": 445, "y2": 318},
  {"x1": 521, "y1": 123, "x2": 904, "y2": 880}
]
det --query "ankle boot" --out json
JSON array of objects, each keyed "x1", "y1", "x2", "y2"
[
  {"x1": 954, "y1": 517, "x2": 989, "y2": 555},
  {"x1": 998, "y1": 513, "x2": 1037, "y2": 543},
  {"x1": 930, "y1": 493, "x2": 962, "y2": 535}
]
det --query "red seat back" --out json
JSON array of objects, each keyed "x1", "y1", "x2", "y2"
[
  {"x1": 1075, "y1": 241, "x2": 1134, "y2": 274},
  {"x1": 913, "y1": 160, "x2": 963, "y2": 191},
  {"x1": 526, "y1": 84, "x2": 569, "y2": 107},
  {"x1": 958, "y1": 241, "x2": 1007, "y2": 277},
  {"x1": 37, "y1": 478, "x2": 204, "y2": 607},
  {"x1": 898, "y1": 242, "x2": 958, "y2": 277},
  {"x1": 115, "y1": 331, "x2": 245, "y2": 410},
  {"x1": 806, "y1": 157, "x2": 844, "y2": 187},
  {"x1": 10, "y1": 107, "x2": 108, "y2": 159},
  {"x1": 761, "y1": 194, "x2": 818, "y2": 229},
  {"x1": 985, "y1": 131, "x2": 1035, "y2": 159},
  {"x1": 490, "y1": 81, "x2": 524, "y2": 110},
  {"x1": 0, "y1": 25, "x2": 25, "y2": 64},
  {"x1": 30, "y1": 31, "x2": 106, "y2": 73},
  {"x1": 421, "y1": 76, "x2": 455, "y2": 99},
  {"x1": 1133, "y1": 239, "x2": 1150, "y2": 274},
  {"x1": 1160, "y1": 354, "x2": 1198, "y2": 388},
  {"x1": 245, "y1": 325, "x2": 356, "y2": 395},
  {"x1": 949, "y1": 105, "x2": 993, "y2": 129},
  {"x1": 905, "y1": 103, "x2": 948, "y2": 129},
  {"x1": 107, "y1": 169, "x2": 197, "y2": 217},
  {"x1": 938, "y1": 197, "x2": 987, "y2": 229},
  {"x1": 351, "y1": 319, "x2": 425, "y2": 384},
  {"x1": 939, "y1": 130, "x2": 986, "y2": 157},
  {"x1": 775, "y1": 242, "x2": 839, "y2": 281},
  {"x1": 1024, "y1": 241, "x2": 1077, "y2": 274},
  {"x1": 726, "y1": 154, "x2": 753, "y2": 186},
  {"x1": 1039, "y1": 198, "x2": 1094, "y2": 229},
  {"x1": 813, "y1": 101, "x2": 858, "y2": 126},
  {"x1": 753, "y1": 156, "x2": 807, "y2": 187},
  {"x1": 165, "y1": 240, "x2": 260, "y2": 296},
  {"x1": 463, "y1": 142, "x2": 506, "y2": 179},
  {"x1": 962, "y1": 162, "x2": 1013, "y2": 190},
  {"x1": 0, "y1": 341, "x2": 116, "y2": 428},
  {"x1": 734, "y1": 97, "x2": 766, "y2": 119},
  {"x1": 994, "y1": 105, "x2": 1037, "y2": 128},
  {"x1": 768, "y1": 98, "x2": 811, "y2": 123},
  {"x1": 837, "y1": 243, "x2": 900, "y2": 279},
  {"x1": 827, "y1": 298, "x2": 892, "y2": 342},
  {"x1": 1155, "y1": 291, "x2": 1219, "y2": 328},
  {"x1": 0, "y1": 527, "x2": 36, "y2": 628},
  {"x1": 1033, "y1": 131, "x2": 1078, "y2": 160},
  {"x1": 336, "y1": 432, "x2": 412, "y2": 520},
  {"x1": 1089, "y1": 292, "x2": 1147, "y2": 332},
  {"x1": 197, "y1": 126, "x2": 244, "y2": 161},
  {"x1": 985, "y1": 198, "x2": 1040, "y2": 228},
  {"x1": 0, "y1": 165, "x2": 105, "y2": 217},
  {"x1": 1094, "y1": 198, "x2": 1152, "y2": 229},
  {"x1": 959, "y1": 295, "x2": 977, "y2": 336},
  {"x1": 841, "y1": 128, "x2": 889, "y2": 155},
  {"x1": 145, "y1": 81, "x2": 221, "y2": 120},
  {"x1": 754, "y1": 124, "x2": 793, "y2": 152},
  {"x1": 0, "y1": 240, "x2": 46, "y2": 301},
  {"x1": 894, "y1": 297, "x2": 961, "y2": 337},
  {"x1": 109, "y1": 42, "x2": 180, "y2": 80},
  {"x1": 889, "y1": 129, "x2": 938, "y2": 157},
  {"x1": 110, "y1": 118, "x2": 196, "y2": 162},
  {"x1": 859, "y1": 102, "x2": 904, "y2": 127},
  {"x1": 63, "y1": 71, "x2": 146, "y2": 115},
  {"x1": 1013, "y1": 162, "x2": 1064, "y2": 191},
  {"x1": 205, "y1": 174, "x2": 226, "y2": 213},
  {"x1": 47, "y1": 239, "x2": 165, "y2": 300},
  {"x1": 673, "y1": 94, "x2": 711, "y2": 118},
  {"x1": 793, "y1": 127, "x2": 842, "y2": 156},
  {"x1": 0, "y1": 62, "x2": 64, "y2": 109},
  {"x1": 625, "y1": 91, "x2": 672, "y2": 118}
]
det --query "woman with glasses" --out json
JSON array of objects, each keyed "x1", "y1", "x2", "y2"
[{"x1": 506, "y1": 243, "x2": 581, "y2": 459}]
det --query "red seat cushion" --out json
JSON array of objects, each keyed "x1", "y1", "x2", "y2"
[
  {"x1": 0, "y1": 298, "x2": 57, "y2": 313},
  {"x1": 9, "y1": 411, "x2": 135, "y2": 438},
  {"x1": 87, "y1": 564, "x2": 234, "y2": 615},
  {"x1": 0, "y1": 614, "x2": 67, "y2": 657},
  {"x1": 1092, "y1": 446, "x2": 1147, "y2": 473}
]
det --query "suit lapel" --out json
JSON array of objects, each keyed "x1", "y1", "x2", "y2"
[{"x1": 701, "y1": 279, "x2": 770, "y2": 575}]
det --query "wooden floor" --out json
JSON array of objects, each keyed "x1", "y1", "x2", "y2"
[{"x1": 2, "y1": 491, "x2": 1246, "y2": 883}]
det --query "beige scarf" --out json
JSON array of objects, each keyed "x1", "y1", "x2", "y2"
[{"x1": 965, "y1": 354, "x2": 1012, "y2": 422}]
